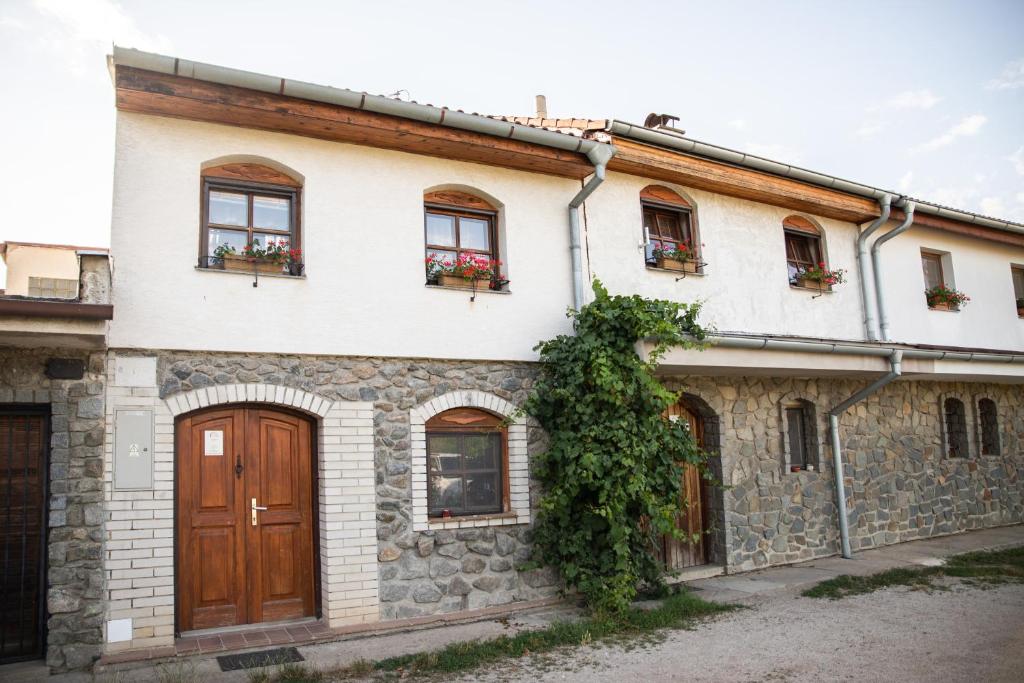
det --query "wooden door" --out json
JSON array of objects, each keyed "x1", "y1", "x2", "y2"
[
  {"x1": 662, "y1": 403, "x2": 708, "y2": 569},
  {"x1": 177, "y1": 407, "x2": 315, "y2": 632},
  {"x1": 0, "y1": 411, "x2": 47, "y2": 663}
]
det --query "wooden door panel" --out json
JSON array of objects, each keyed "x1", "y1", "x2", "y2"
[
  {"x1": 178, "y1": 406, "x2": 315, "y2": 633},
  {"x1": 662, "y1": 403, "x2": 708, "y2": 570},
  {"x1": 177, "y1": 408, "x2": 247, "y2": 632}
]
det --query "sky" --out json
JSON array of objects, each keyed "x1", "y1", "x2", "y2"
[{"x1": 0, "y1": 0, "x2": 1022, "y2": 261}]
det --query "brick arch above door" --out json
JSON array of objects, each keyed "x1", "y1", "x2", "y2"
[{"x1": 163, "y1": 383, "x2": 335, "y2": 418}]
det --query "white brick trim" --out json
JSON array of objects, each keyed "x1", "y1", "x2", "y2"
[
  {"x1": 410, "y1": 390, "x2": 530, "y2": 531},
  {"x1": 104, "y1": 366, "x2": 378, "y2": 653}
]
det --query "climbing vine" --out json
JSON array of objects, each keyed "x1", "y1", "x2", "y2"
[{"x1": 523, "y1": 280, "x2": 712, "y2": 613}]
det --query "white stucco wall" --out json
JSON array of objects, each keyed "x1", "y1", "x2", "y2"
[
  {"x1": 2, "y1": 245, "x2": 80, "y2": 296},
  {"x1": 582, "y1": 172, "x2": 866, "y2": 341},
  {"x1": 878, "y1": 224, "x2": 1024, "y2": 351},
  {"x1": 109, "y1": 113, "x2": 580, "y2": 360}
]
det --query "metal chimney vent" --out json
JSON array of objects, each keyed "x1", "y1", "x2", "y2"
[{"x1": 644, "y1": 113, "x2": 682, "y2": 131}]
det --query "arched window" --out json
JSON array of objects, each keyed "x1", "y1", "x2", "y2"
[
  {"x1": 783, "y1": 216, "x2": 825, "y2": 287},
  {"x1": 978, "y1": 398, "x2": 1001, "y2": 456},
  {"x1": 943, "y1": 397, "x2": 969, "y2": 458},
  {"x1": 200, "y1": 163, "x2": 302, "y2": 274},
  {"x1": 782, "y1": 399, "x2": 819, "y2": 472},
  {"x1": 426, "y1": 408, "x2": 507, "y2": 518},
  {"x1": 641, "y1": 185, "x2": 701, "y2": 271},
  {"x1": 424, "y1": 190, "x2": 501, "y2": 288}
]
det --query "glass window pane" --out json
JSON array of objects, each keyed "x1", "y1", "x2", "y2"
[
  {"x1": 253, "y1": 233, "x2": 290, "y2": 250},
  {"x1": 922, "y1": 255, "x2": 943, "y2": 289},
  {"x1": 429, "y1": 475, "x2": 463, "y2": 511},
  {"x1": 465, "y1": 474, "x2": 500, "y2": 510},
  {"x1": 1013, "y1": 268, "x2": 1024, "y2": 299},
  {"x1": 208, "y1": 228, "x2": 248, "y2": 255},
  {"x1": 426, "y1": 213, "x2": 456, "y2": 247},
  {"x1": 459, "y1": 217, "x2": 490, "y2": 251},
  {"x1": 428, "y1": 435, "x2": 462, "y2": 473},
  {"x1": 253, "y1": 195, "x2": 290, "y2": 231},
  {"x1": 209, "y1": 191, "x2": 248, "y2": 226},
  {"x1": 463, "y1": 434, "x2": 498, "y2": 470},
  {"x1": 656, "y1": 213, "x2": 682, "y2": 241}
]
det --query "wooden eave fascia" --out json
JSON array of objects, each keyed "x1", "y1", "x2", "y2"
[
  {"x1": 608, "y1": 136, "x2": 1024, "y2": 247},
  {"x1": 114, "y1": 66, "x2": 595, "y2": 180},
  {"x1": 0, "y1": 298, "x2": 114, "y2": 320}
]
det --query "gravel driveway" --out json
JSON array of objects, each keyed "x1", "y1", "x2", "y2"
[{"x1": 457, "y1": 582, "x2": 1024, "y2": 683}]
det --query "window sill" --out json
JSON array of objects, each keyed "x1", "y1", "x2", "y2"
[
  {"x1": 790, "y1": 284, "x2": 833, "y2": 294},
  {"x1": 927, "y1": 306, "x2": 960, "y2": 313},
  {"x1": 425, "y1": 283, "x2": 511, "y2": 295},
  {"x1": 427, "y1": 511, "x2": 525, "y2": 529},
  {"x1": 645, "y1": 264, "x2": 706, "y2": 277},
  {"x1": 195, "y1": 266, "x2": 306, "y2": 280},
  {"x1": 786, "y1": 467, "x2": 819, "y2": 474}
]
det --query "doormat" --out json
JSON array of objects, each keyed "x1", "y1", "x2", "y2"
[{"x1": 217, "y1": 646, "x2": 304, "y2": 671}]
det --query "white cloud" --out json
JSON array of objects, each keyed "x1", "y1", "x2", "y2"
[
  {"x1": 856, "y1": 121, "x2": 884, "y2": 138},
  {"x1": 898, "y1": 171, "x2": 914, "y2": 192},
  {"x1": 980, "y1": 197, "x2": 1005, "y2": 217},
  {"x1": 916, "y1": 114, "x2": 987, "y2": 152},
  {"x1": 31, "y1": 0, "x2": 171, "y2": 78},
  {"x1": 728, "y1": 118, "x2": 747, "y2": 131},
  {"x1": 986, "y1": 57, "x2": 1024, "y2": 90},
  {"x1": 0, "y1": 16, "x2": 28, "y2": 30},
  {"x1": 870, "y1": 89, "x2": 942, "y2": 111},
  {"x1": 1009, "y1": 147, "x2": 1024, "y2": 176},
  {"x1": 743, "y1": 142, "x2": 801, "y2": 164}
]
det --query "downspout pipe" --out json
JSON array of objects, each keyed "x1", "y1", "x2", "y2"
[
  {"x1": 568, "y1": 144, "x2": 617, "y2": 310},
  {"x1": 857, "y1": 194, "x2": 891, "y2": 341},
  {"x1": 872, "y1": 200, "x2": 916, "y2": 341},
  {"x1": 828, "y1": 350, "x2": 903, "y2": 558}
]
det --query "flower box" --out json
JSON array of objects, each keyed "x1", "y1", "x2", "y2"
[
  {"x1": 795, "y1": 277, "x2": 829, "y2": 291},
  {"x1": 438, "y1": 274, "x2": 491, "y2": 289},
  {"x1": 655, "y1": 256, "x2": 698, "y2": 273},
  {"x1": 930, "y1": 301, "x2": 953, "y2": 311},
  {"x1": 221, "y1": 254, "x2": 285, "y2": 275}
]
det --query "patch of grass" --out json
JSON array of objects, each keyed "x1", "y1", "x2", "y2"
[
  {"x1": 155, "y1": 659, "x2": 205, "y2": 683},
  {"x1": 330, "y1": 590, "x2": 730, "y2": 679},
  {"x1": 802, "y1": 546, "x2": 1024, "y2": 599}
]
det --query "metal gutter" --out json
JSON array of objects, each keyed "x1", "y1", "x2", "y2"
[
  {"x1": 568, "y1": 145, "x2": 617, "y2": 310},
  {"x1": 828, "y1": 351, "x2": 903, "y2": 558},
  {"x1": 872, "y1": 200, "x2": 916, "y2": 341},
  {"x1": 0, "y1": 298, "x2": 114, "y2": 320},
  {"x1": 111, "y1": 47, "x2": 611, "y2": 160},
  {"x1": 704, "y1": 334, "x2": 1024, "y2": 363},
  {"x1": 607, "y1": 120, "x2": 1024, "y2": 236},
  {"x1": 857, "y1": 195, "x2": 891, "y2": 341}
]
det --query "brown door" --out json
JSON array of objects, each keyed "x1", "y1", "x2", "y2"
[
  {"x1": 176, "y1": 406, "x2": 315, "y2": 632},
  {"x1": 0, "y1": 411, "x2": 47, "y2": 663},
  {"x1": 662, "y1": 403, "x2": 708, "y2": 569}
]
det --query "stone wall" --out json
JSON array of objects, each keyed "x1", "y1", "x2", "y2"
[
  {"x1": 0, "y1": 348, "x2": 106, "y2": 671},
  {"x1": 155, "y1": 352, "x2": 559, "y2": 622},
  {"x1": 664, "y1": 376, "x2": 1024, "y2": 572}
]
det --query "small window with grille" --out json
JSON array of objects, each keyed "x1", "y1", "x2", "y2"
[
  {"x1": 783, "y1": 400, "x2": 819, "y2": 472},
  {"x1": 943, "y1": 397, "x2": 970, "y2": 458},
  {"x1": 27, "y1": 276, "x2": 78, "y2": 299},
  {"x1": 978, "y1": 398, "x2": 1000, "y2": 456}
]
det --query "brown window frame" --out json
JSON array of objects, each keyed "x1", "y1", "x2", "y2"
[
  {"x1": 943, "y1": 397, "x2": 970, "y2": 458},
  {"x1": 1011, "y1": 266, "x2": 1024, "y2": 316},
  {"x1": 425, "y1": 408, "x2": 509, "y2": 519},
  {"x1": 784, "y1": 401, "x2": 818, "y2": 471},
  {"x1": 784, "y1": 222, "x2": 824, "y2": 287},
  {"x1": 643, "y1": 202, "x2": 697, "y2": 262},
  {"x1": 201, "y1": 179, "x2": 300, "y2": 259},
  {"x1": 977, "y1": 398, "x2": 1001, "y2": 456},
  {"x1": 921, "y1": 251, "x2": 945, "y2": 291},
  {"x1": 424, "y1": 204, "x2": 499, "y2": 282}
]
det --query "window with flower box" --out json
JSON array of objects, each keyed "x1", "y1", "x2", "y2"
[
  {"x1": 426, "y1": 408, "x2": 508, "y2": 519},
  {"x1": 423, "y1": 190, "x2": 503, "y2": 290},
  {"x1": 641, "y1": 185, "x2": 701, "y2": 273},
  {"x1": 921, "y1": 250, "x2": 968, "y2": 310},
  {"x1": 199, "y1": 163, "x2": 303, "y2": 276},
  {"x1": 783, "y1": 216, "x2": 828, "y2": 288}
]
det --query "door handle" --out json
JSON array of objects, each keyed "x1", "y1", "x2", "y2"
[{"x1": 251, "y1": 498, "x2": 268, "y2": 525}]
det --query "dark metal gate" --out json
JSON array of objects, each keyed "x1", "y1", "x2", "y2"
[{"x1": 0, "y1": 408, "x2": 48, "y2": 664}]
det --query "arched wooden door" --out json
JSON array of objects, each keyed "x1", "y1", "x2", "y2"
[
  {"x1": 176, "y1": 406, "x2": 316, "y2": 632},
  {"x1": 662, "y1": 402, "x2": 708, "y2": 569}
]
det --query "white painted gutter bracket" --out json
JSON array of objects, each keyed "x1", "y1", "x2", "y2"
[
  {"x1": 872, "y1": 200, "x2": 916, "y2": 341},
  {"x1": 827, "y1": 350, "x2": 903, "y2": 559},
  {"x1": 569, "y1": 144, "x2": 617, "y2": 310},
  {"x1": 857, "y1": 194, "x2": 891, "y2": 341}
]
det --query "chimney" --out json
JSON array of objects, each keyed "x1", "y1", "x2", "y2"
[{"x1": 535, "y1": 94, "x2": 547, "y2": 119}]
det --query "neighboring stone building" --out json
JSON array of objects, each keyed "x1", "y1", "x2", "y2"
[{"x1": 2, "y1": 46, "x2": 1023, "y2": 675}]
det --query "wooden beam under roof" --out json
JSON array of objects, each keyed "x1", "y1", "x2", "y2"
[{"x1": 114, "y1": 66, "x2": 596, "y2": 180}]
